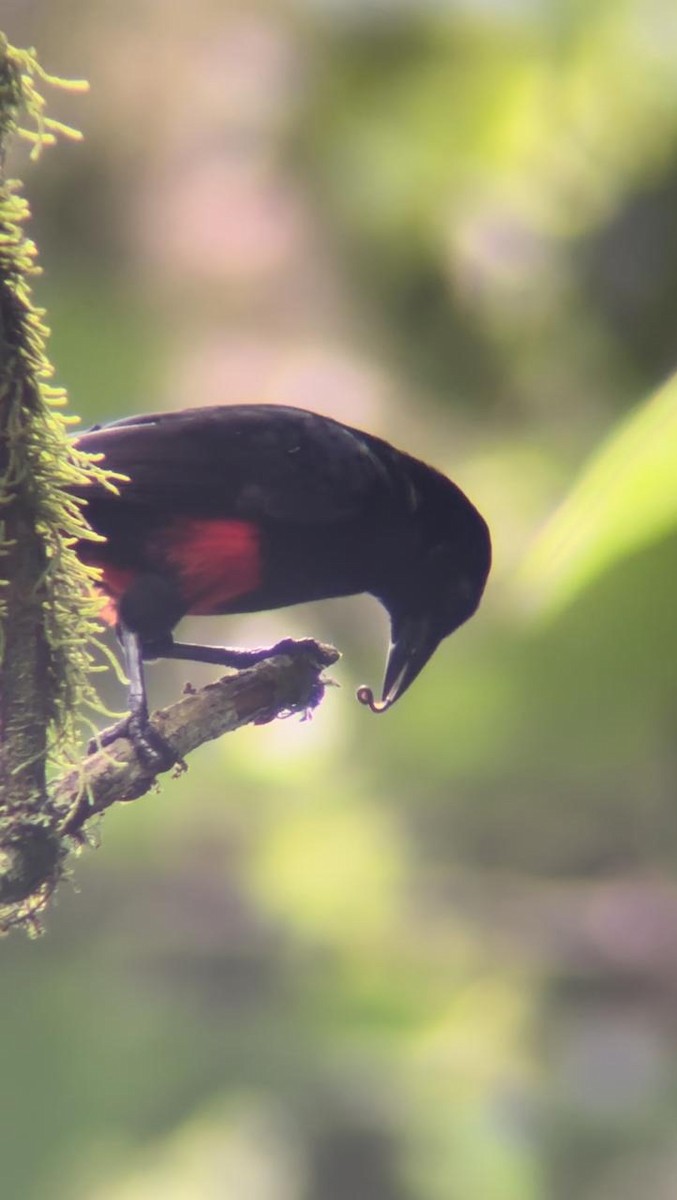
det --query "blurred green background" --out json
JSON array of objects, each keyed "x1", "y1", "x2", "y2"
[{"x1": 4, "y1": 1, "x2": 677, "y2": 1197}]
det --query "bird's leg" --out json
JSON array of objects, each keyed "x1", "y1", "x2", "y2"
[
  {"x1": 89, "y1": 632, "x2": 337, "y2": 763},
  {"x1": 145, "y1": 635, "x2": 336, "y2": 671},
  {"x1": 90, "y1": 625, "x2": 178, "y2": 771}
]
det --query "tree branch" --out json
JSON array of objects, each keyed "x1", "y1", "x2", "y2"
[
  {"x1": 0, "y1": 37, "x2": 118, "y2": 935},
  {"x1": 0, "y1": 642, "x2": 339, "y2": 929}
]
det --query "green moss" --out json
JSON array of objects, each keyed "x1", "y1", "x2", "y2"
[{"x1": 0, "y1": 35, "x2": 119, "y2": 929}]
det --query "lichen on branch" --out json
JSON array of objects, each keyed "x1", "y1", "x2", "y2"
[{"x1": 0, "y1": 643, "x2": 339, "y2": 935}]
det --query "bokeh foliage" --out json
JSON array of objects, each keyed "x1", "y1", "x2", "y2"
[{"x1": 2, "y1": 2, "x2": 677, "y2": 1198}]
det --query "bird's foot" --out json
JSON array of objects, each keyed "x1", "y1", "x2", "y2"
[
  {"x1": 266, "y1": 637, "x2": 339, "y2": 670},
  {"x1": 88, "y1": 713, "x2": 179, "y2": 774},
  {"x1": 153, "y1": 635, "x2": 339, "y2": 672}
]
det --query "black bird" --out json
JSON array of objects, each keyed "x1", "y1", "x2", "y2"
[{"x1": 74, "y1": 404, "x2": 490, "y2": 756}]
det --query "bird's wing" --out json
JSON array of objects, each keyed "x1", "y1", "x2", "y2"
[{"x1": 74, "y1": 405, "x2": 399, "y2": 525}]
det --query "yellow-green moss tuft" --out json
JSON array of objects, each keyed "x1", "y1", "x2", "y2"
[{"x1": 0, "y1": 35, "x2": 119, "y2": 928}]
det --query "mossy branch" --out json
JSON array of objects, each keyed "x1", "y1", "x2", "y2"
[
  {"x1": 0, "y1": 37, "x2": 113, "y2": 928},
  {"x1": 0, "y1": 643, "x2": 339, "y2": 934}
]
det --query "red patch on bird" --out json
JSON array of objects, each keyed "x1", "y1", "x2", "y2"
[
  {"x1": 80, "y1": 561, "x2": 135, "y2": 626},
  {"x1": 160, "y1": 517, "x2": 261, "y2": 614}
]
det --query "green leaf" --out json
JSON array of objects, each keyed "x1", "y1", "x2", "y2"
[{"x1": 518, "y1": 372, "x2": 677, "y2": 615}]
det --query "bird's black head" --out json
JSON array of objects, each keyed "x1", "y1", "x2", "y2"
[{"x1": 359, "y1": 454, "x2": 491, "y2": 713}]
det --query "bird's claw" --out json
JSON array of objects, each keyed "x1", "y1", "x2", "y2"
[
  {"x1": 268, "y1": 637, "x2": 339, "y2": 669},
  {"x1": 88, "y1": 713, "x2": 179, "y2": 774}
]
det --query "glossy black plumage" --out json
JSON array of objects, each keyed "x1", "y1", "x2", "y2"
[{"x1": 75, "y1": 404, "x2": 491, "y2": 718}]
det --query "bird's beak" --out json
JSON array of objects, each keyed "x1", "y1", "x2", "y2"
[{"x1": 357, "y1": 614, "x2": 439, "y2": 714}]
